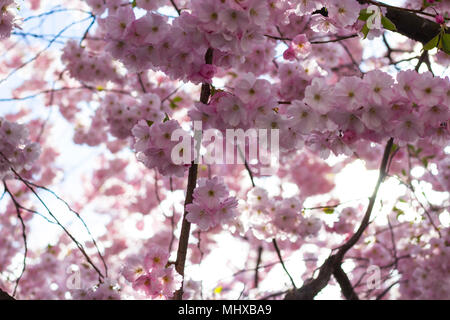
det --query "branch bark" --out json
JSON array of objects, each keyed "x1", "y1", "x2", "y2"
[
  {"x1": 333, "y1": 265, "x2": 359, "y2": 300},
  {"x1": 173, "y1": 48, "x2": 213, "y2": 300},
  {"x1": 0, "y1": 288, "x2": 14, "y2": 300},
  {"x1": 285, "y1": 138, "x2": 394, "y2": 300},
  {"x1": 357, "y1": 0, "x2": 449, "y2": 46}
]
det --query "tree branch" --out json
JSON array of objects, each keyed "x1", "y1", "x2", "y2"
[
  {"x1": 333, "y1": 265, "x2": 359, "y2": 300},
  {"x1": 0, "y1": 288, "x2": 14, "y2": 300},
  {"x1": 357, "y1": 0, "x2": 449, "y2": 46},
  {"x1": 285, "y1": 138, "x2": 394, "y2": 300},
  {"x1": 272, "y1": 239, "x2": 296, "y2": 289},
  {"x1": 173, "y1": 48, "x2": 213, "y2": 300}
]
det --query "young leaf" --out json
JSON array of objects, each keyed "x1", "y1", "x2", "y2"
[
  {"x1": 361, "y1": 23, "x2": 370, "y2": 39},
  {"x1": 323, "y1": 207, "x2": 335, "y2": 214},
  {"x1": 423, "y1": 34, "x2": 439, "y2": 51},
  {"x1": 381, "y1": 16, "x2": 397, "y2": 31},
  {"x1": 441, "y1": 33, "x2": 450, "y2": 55},
  {"x1": 163, "y1": 113, "x2": 170, "y2": 122},
  {"x1": 172, "y1": 96, "x2": 183, "y2": 103},
  {"x1": 358, "y1": 9, "x2": 372, "y2": 22}
]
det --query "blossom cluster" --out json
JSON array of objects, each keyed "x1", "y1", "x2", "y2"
[
  {"x1": 186, "y1": 177, "x2": 238, "y2": 231},
  {"x1": 72, "y1": 279, "x2": 121, "y2": 300},
  {"x1": 100, "y1": 0, "x2": 281, "y2": 83},
  {"x1": 61, "y1": 40, "x2": 120, "y2": 84},
  {"x1": 0, "y1": 0, "x2": 17, "y2": 39},
  {"x1": 189, "y1": 73, "x2": 275, "y2": 131},
  {"x1": 132, "y1": 119, "x2": 188, "y2": 177},
  {"x1": 122, "y1": 246, "x2": 182, "y2": 299},
  {"x1": 397, "y1": 231, "x2": 450, "y2": 299},
  {"x1": 243, "y1": 187, "x2": 322, "y2": 241},
  {"x1": 0, "y1": 117, "x2": 40, "y2": 179},
  {"x1": 275, "y1": 69, "x2": 449, "y2": 158},
  {"x1": 103, "y1": 92, "x2": 164, "y2": 139}
]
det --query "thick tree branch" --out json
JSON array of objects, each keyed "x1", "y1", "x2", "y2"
[
  {"x1": 0, "y1": 288, "x2": 14, "y2": 300},
  {"x1": 333, "y1": 265, "x2": 359, "y2": 300},
  {"x1": 357, "y1": 1, "x2": 449, "y2": 46}
]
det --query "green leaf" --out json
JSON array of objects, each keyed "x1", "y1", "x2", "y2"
[
  {"x1": 422, "y1": 0, "x2": 431, "y2": 8},
  {"x1": 146, "y1": 120, "x2": 154, "y2": 127},
  {"x1": 163, "y1": 113, "x2": 170, "y2": 122},
  {"x1": 391, "y1": 143, "x2": 399, "y2": 153},
  {"x1": 323, "y1": 208, "x2": 335, "y2": 214},
  {"x1": 169, "y1": 100, "x2": 178, "y2": 110},
  {"x1": 172, "y1": 96, "x2": 183, "y2": 103},
  {"x1": 441, "y1": 33, "x2": 450, "y2": 55},
  {"x1": 361, "y1": 23, "x2": 370, "y2": 39},
  {"x1": 393, "y1": 206, "x2": 404, "y2": 220},
  {"x1": 381, "y1": 16, "x2": 397, "y2": 31},
  {"x1": 358, "y1": 9, "x2": 372, "y2": 22},
  {"x1": 423, "y1": 0, "x2": 442, "y2": 8},
  {"x1": 423, "y1": 34, "x2": 439, "y2": 51},
  {"x1": 131, "y1": 0, "x2": 137, "y2": 8}
]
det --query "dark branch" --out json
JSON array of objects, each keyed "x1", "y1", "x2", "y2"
[
  {"x1": 285, "y1": 138, "x2": 394, "y2": 300},
  {"x1": 272, "y1": 239, "x2": 296, "y2": 289},
  {"x1": 173, "y1": 47, "x2": 213, "y2": 300},
  {"x1": 0, "y1": 288, "x2": 14, "y2": 300},
  {"x1": 358, "y1": 0, "x2": 449, "y2": 46},
  {"x1": 333, "y1": 265, "x2": 359, "y2": 300}
]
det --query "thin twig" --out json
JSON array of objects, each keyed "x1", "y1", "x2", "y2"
[{"x1": 272, "y1": 239, "x2": 296, "y2": 289}]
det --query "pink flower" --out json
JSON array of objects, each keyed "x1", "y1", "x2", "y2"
[
  {"x1": 104, "y1": 6, "x2": 135, "y2": 40},
  {"x1": 395, "y1": 70, "x2": 419, "y2": 102},
  {"x1": 333, "y1": 76, "x2": 367, "y2": 111},
  {"x1": 133, "y1": 120, "x2": 189, "y2": 177},
  {"x1": 393, "y1": 114, "x2": 424, "y2": 143},
  {"x1": 0, "y1": 118, "x2": 40, "y2": 179},
  {"x1": 295, "y1": 0, "x2": 321, "y2": 14},
  {"x1": 186, "y1": 202, "x2": 215, "y2": 231},
  {"x1": 218, "y1": 8, "x2": 249, "y2": 32},
  {"x1": 328, "y1": 0, "x2": 361, "y2": 27},
  {"x1": 363, "y1": 70, "x2": 395, "y2": 105},
  {"x1": 133, "y1": 273, "x2": 163, "y2": 297},
  {"x1": 283, "y1": 47, "x2": 296, "y2": 61},
  {"x1": 136, "y1": 0, "x2": 164, "y2": 11},
  {"x1": 144, "y1": 247, "x2": 169, "y2": 271},
  {"x1": 199, "y1": 64, "x2": 216, "y2": 81},
  {"x1": 86, "y1": 0, "x2": 106, "y2": 15},
  {"x1": 414, "y1": 72, "x2": 446, "y2": 107},
  {"x1": 216, "y1": 94, "x2": 247, "y2": 127},
  {"x1": 303, "y1": 78, "x2": 333, "y2": 114},
  {"x1": 246, "y1": 0, "x2": 270, "y2": 27},
  {"x1": 142, "y1": 13, "x2": 169, "y2": 44},
  {"x1": 234, "y1": 73, "x2": 271, "y2": 104},
  {"x1": 292, "y1": 34, "x2": 311, "y2": 56},
  {"x1": 186, "y1": 177, "x2": 238, "y2": 231},
  {"x1": 193, "y1": 177, "x2": 228, "y2": 209},
  {"x1": 272, "y1": 208, "x2": 298, "y2": 232},
  {"x1": 159, "y1": 265, "x2": 182, "y2": 298},
  {"x1": 121, "y1": 255, "x2": 146, "y2": 283},
  {"x1": 217, "y1": 197, "x2": 239, "y2": 223},
  {"x1": 360, "y1": 104, "x2": 389, "y2": 131},
  {"x1": 287, "y1": 100, "x2": 319, "y2": 134}
]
